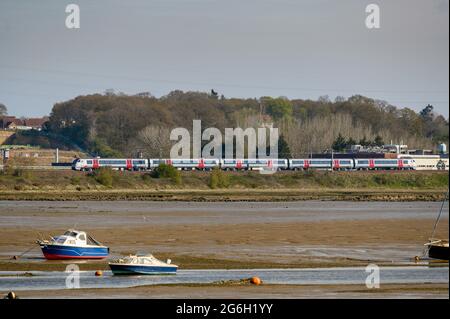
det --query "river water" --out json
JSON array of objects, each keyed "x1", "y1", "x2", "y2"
[{"x1": 0, "y1": 266, "x2": 448, "y2": 292}]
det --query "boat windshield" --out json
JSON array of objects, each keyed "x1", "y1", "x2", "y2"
[{"x1": 64, "y1": 231, "x2": 78, "y2": 237}]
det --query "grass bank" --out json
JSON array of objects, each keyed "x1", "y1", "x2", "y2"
[{"x1": 0, "y1": 169, "x2": 447, "y2": 201}]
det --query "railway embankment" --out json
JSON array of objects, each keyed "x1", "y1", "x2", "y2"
[{"x1": 0, "y1": 169, "x2": 447, "y2": 201}]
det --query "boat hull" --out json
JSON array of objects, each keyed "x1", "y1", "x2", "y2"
[
  {"x1": 109, "y1": 264, "x2": 177, "y2": 275},
  {"x1": 428, "y1": 245, "x2": 449, "y2": 261},
  {"x1": 40, "y1": 244, "x2": 109, "y2": 260}
]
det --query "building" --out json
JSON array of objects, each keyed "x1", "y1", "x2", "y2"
[
  {"x1": 23, "y1": 117, "x2": 48, "y2": 130},
  {"x1": 0, "y1": 116, "x2": 48, "y2": 131}
]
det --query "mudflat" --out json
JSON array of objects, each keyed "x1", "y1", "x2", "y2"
[
  {"x1": 12, "y1": 283, "x2": 450, "y2": 299},
  {"x1": 0, "y1": 201, "x2": 447, "y2": 270}
]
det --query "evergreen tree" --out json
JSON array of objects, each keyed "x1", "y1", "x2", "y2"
[
  {"x1": 278, "y1": 135, "x2": 292, "y2": 158},
  {"x1": 332, "y1": 133, "x2": 347, "y2": 151}
]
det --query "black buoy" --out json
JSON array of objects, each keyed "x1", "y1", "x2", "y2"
[{"x1": 4, "y1": 291, "x2": 18, "y2": 299}]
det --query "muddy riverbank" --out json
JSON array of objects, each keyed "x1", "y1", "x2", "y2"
[{"x1": 0, "y1": 201, "x2": 447, "y2": 271}]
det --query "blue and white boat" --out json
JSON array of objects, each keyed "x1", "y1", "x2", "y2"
[
  {"x1": 109, "y1": 254, "x2": 178, "y2": 275},
  {"x1": 37, "y1": 229, "x2": 109, "y2": 260}
]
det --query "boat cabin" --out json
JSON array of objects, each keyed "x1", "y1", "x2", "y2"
[{"x1": 52, "y1": 230, "x2": 87, "y2": 246}]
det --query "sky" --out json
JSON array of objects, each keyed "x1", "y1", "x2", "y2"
[{"x1": 0, "y1": 0, "x2": 448, "y2": 118}]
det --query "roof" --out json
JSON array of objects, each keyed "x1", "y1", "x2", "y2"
[
  {"x1": 5, "y1": 118, "x2": 24, "y2": 126},
  {"x1": 23, "y1": 118, "x2": 47, "y2": 127}
]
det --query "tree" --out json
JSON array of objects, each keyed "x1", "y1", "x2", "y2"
[
  {"x1": 420, "y1": 104, "x2": 434, "y2": 121},
  {"x1": 278, "y1": 135, "x2": 292, "y2": 158},
  {"x1": 374, "y1": 135, "x2": 384, "y2": 146},
  {"x1": 0, "y1": 103, "x2": 7, "y2": 116},
  {"x1": 332, "y1": 133, "x2": 347, "y2": 151},
  {"x1": 138, "y1": 125, "x2": 172, "y2": 158},
  {"x1": 265, "y1": 98, "x2": 293, "y2": 120},
  {"x1": 359, "y1": 136, "x2": 370, "y2": 147},
  {"x1": 347, "y1": 137, "x2": 357, "y2": 146}
]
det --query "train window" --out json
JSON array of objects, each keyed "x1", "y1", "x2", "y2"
[
  {"x1": 292, "y1": 160, "x2": 304, "y2": 165},
  {"x1": 311, "y1": 160, "x2": 329, "y2": 165},
  {"x1": 87, "y1": 160, "x2": 92, "y2": 164},
  {"x1": 358, "y1": 160, "x2": 368, "y2": 164}
]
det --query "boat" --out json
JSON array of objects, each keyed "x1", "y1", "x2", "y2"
[
  {"x1": 425, "y1": 191, "x2": 449, "y2": 261},
  {"x1": 37, "y1": 229, "x2": 109, "y2": 260},
  {"x1": 425, "y1": 239, "x2": 449, "y2": 261},
  {"x1": 109, "y1": 254, "x2": 178, "y2": 275}
]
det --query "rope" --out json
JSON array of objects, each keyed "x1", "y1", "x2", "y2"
[{"x1": 16, "y1": 245, "x2": 38, "y2": 259}]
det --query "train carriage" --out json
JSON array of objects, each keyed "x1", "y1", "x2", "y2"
[
  {"x1": 160, "y1": 158, "x2": 220, "y2": 170},
  {"x1": 289, "y1": 158, "x2": 354, "y2": 170},
  {"x1": 246, "y1": 158, "x2": 288, "y2": 171},
  {"x1": 72, "y1": 158, "x2": 148, "y2": 171},
  {"x1": 220, "y1": 158, "x2": 288, "y2": 171},
  {"x1": 220, "y1": 159, "x2": 248, "y2": 170},
  {"x1": 354, "y1": 158, "x2": 416, "y2": 170}
]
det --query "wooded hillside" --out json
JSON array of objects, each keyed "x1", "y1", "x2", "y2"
[{"x1": 44, "y1": 91, "x2": 449, "y2": 157}]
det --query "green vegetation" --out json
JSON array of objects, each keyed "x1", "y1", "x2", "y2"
[
  {"x1": 0, "y1": 170, "x2": 447, "y2": 199},
  {"x1": 151, "y1": 164, "x2": 182, "y2": 185},
  {"x1": 41, "y1": 91, "x2": 447, "y2": 157},
  {"x1": 265, "y1": 97, "x2": 293, "y2": 120},
  {"x1": 91, "y1": 167, "x2": 114, "y2": 187},
  {"x1": 332, "y1": 133, "x2": 385, "y2": 151},
  {"x1": 209, "y1": 168, "x2": 230, "y2": 189}
]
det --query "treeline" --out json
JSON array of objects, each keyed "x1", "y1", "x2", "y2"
[{"x1": 44, "y1": 90, "x2": 449, "y2": 157}]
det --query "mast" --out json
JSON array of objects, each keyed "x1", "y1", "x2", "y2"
[{"x1": 430, "y1": 190, "x2": 449, "y2": 240}]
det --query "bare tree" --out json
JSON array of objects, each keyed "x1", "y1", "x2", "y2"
[{"x1": 138, "y1": 125, "x2": 172, "y2": 158}]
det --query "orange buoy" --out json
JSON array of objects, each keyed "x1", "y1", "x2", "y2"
[
  {"x1": 250, "y1": 276, "x2": 262, "y2": 285},
  {"x1": 95, "y1": 270, "x2": 103, "y2": 277}
]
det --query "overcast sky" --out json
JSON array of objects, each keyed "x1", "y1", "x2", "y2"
[{"x1": 0, "y1": 0, "x2": 448, "y2": 117}]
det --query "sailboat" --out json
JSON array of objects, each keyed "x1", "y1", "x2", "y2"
[{"x1": 424, "y1": 191, "x2": 449, "y2": 261}]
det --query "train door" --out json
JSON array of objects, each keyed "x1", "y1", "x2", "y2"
[
  {"x1": 303, "y1": 160, "x2": 310, "y2": 170},
  {"x1": 333, "y1": 159, "x2": 340, "y2": 170},
  {"x1": 93, "y1": 159, "x2": 99, "y2": 169},
  {"x1": 198, "y1": 159, "x2": 205, "y2": 170},
  {"x1": 369, "y1": 159, "x2": 375, "y2": 169},
  {"x1": 126, "y1": 159, "x2": 132, "y2": 170},
  {"x1": 398, "y1": 159, "x2": 404, "y2": 170}
]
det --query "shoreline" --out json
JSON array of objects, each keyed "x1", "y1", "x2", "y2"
[
  {"x1": 4, "y1": 283, "x2": 448, "y2": 299},
  {"x1": 0, "y1": 188, "x2": 447, "y2": 201}
]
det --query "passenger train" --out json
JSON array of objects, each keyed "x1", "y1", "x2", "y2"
[{"x1": 72, "y1": 157, "x2": 417, "y2": 171}]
